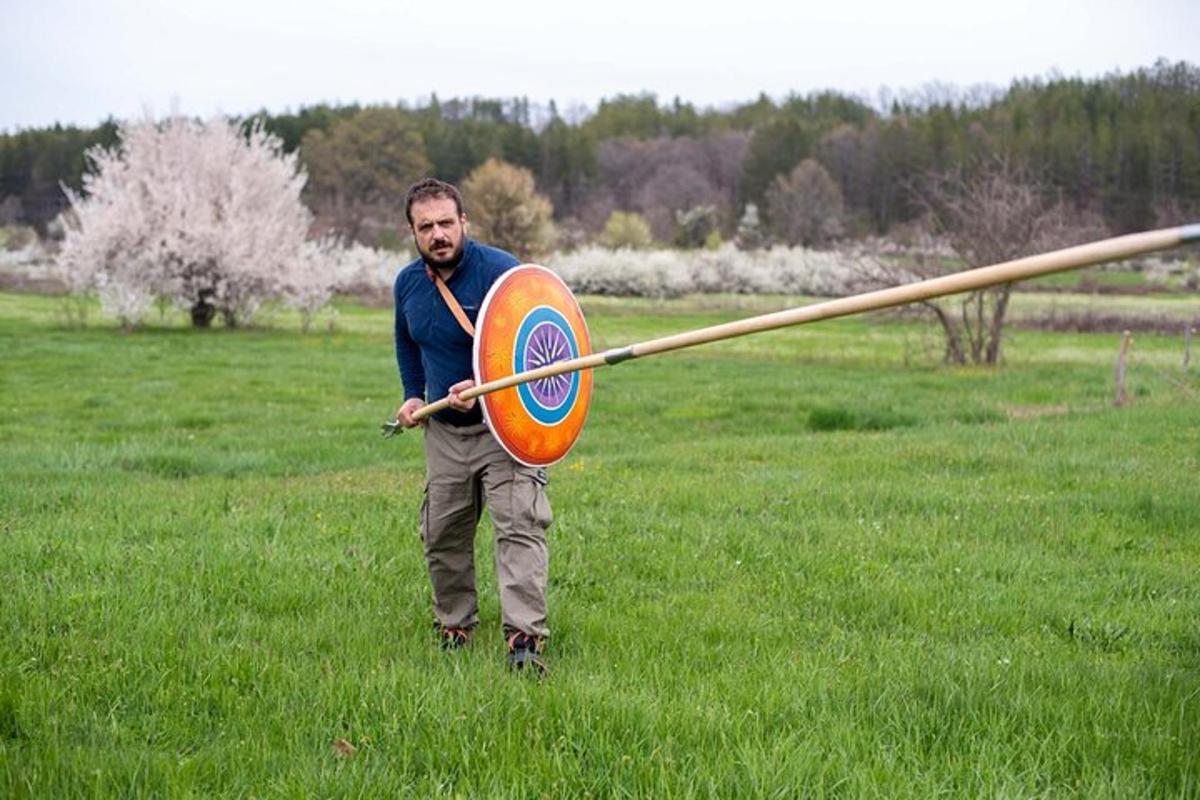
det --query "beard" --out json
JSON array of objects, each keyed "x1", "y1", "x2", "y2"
[{"x1": 418, "y1": 235, "x2": 466, "y2": 271}]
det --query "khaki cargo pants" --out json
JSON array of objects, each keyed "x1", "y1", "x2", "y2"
[{"x1": 421, "y1": 418, "x2": 552, "y2": 639}]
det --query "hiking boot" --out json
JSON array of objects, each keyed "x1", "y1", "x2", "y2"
[
  {"x1": 506, "y1": 632, "x2": 547, "y2": 675},
  {"x1": 434, "y1": 623, "x2": 472, "y2": 650}
]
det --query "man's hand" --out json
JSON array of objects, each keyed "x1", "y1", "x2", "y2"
[
  {"x1": 395, "y1": 397, "x2": 427, "y2": 429},
  {"x1": 447, "y1": 379, "x2": 477, "y2": 412}
]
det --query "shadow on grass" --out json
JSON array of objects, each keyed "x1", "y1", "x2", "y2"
[{"x1": 807, "y1": 405, "x2": 917, "y2": 432}]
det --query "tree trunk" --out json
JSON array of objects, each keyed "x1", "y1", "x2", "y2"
[
  {"x1": 925, "y1": 301, "x2": 966, "y2": 364},
  {"x1": 984, "y1": 285, "x2": 1013, "y2": 365},
  {"x1": 190, "y1": 290, "x2": 216, "y2": 328}
]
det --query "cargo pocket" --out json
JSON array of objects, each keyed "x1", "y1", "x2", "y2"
[{"x1": 513, "y1": 465, "x2": 553, "y2": 532}]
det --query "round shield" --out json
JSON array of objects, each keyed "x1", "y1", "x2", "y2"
[{"x1": 474, "y1": 265, "x2": 593, "y2": 467}]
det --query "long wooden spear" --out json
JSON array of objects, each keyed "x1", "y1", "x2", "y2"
[{"x1": 388, "y1": 224, "x2": 1199, "y2": 431}]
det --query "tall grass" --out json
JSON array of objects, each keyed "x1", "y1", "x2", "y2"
[{"x1": 1, "y1": 291, "x2": 1197, "y2": 798}]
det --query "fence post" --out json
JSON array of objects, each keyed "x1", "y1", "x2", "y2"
[{"x1": 1114, "y1": 330, "x2": 1133, "y2": 406}]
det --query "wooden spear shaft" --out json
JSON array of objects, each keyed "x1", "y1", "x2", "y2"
[{"x1": 408, "y1": 224, "x2": 1200, "y2": 422}]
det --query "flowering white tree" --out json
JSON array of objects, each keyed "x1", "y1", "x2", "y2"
[{"x1": 57, "y1": 114, "x2": 335, "y2": 328}]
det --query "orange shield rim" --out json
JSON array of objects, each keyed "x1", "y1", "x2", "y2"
[{"x1": 473, "y1": 265, "x2": 593, "y2": 467}]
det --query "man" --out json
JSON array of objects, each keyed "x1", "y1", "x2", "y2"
[{"x1": 392, "y1": 177, "x2": 551, "y2": 674}]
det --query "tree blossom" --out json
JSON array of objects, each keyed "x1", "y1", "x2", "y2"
[{"x1": 58, "y1": 114, "x2": 335, "y2": 328}]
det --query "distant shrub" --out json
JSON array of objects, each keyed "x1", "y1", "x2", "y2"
[
  {"x1": 596, "y1": 211, "x2": 655, "y2": 250},
  {"x1": 1, "y1": 225, "x2": 37, "y2": 252},
  {"x1": 548, "y1": 244, "x2": 874, "y2": 299},
  {"x1": 734, "y1": 203, "x2": 769, "y2": 251},
  {"x1": 330, "y1": 242, "x2": 403, "y2": 295},
  {"x1": 0, "y1": 234, "x2": 61, "y2": 294},
  {"x1": 765, "y1": 159, "x2": 845, "y2": 247},
  {"x1": 549, "y1": 246, "x2": 693, "y2": 299},
  {"x1": 673, "y1": 204, "x2": 719, "y2": 249},
  {"x1": 1143, "y1": 255, "x2": 1200, "y2": 290},
  {"x1": 463, "y1": 158, "x2": 556, "y2": 260}
]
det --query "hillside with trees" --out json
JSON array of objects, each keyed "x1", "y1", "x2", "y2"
[{"x1": 2, "y1": 59, "x2": 1197, "y2": 249}]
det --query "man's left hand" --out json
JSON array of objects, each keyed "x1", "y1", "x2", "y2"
[{"x1": 447, "y1": 379, "x2": 477, "y2": 412}]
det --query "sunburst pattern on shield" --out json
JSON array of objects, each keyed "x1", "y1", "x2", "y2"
[{"x1": 474, "y1": 265, "x2": 593, "y2": 467}]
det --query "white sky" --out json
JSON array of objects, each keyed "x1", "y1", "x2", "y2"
[{"x1": 2, "y1": 0, "x2": 1196, "y2": 131}]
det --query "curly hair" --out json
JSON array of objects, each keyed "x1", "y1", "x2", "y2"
[{"x1": 404, "y1": 178, "x2": 464, "y2": 225}]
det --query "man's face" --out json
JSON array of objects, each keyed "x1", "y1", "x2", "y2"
[{"x1": 410, "y1": 197, "x2": 467, "y2": 269}]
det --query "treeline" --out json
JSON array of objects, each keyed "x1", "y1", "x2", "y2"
[{"x1": 2, "y1": 59, "x2": 1197, "y2": 244}]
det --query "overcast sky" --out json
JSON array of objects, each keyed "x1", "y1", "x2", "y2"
[{"x1": 2, "y1": 0, "x2": 1195, "y2": 131}]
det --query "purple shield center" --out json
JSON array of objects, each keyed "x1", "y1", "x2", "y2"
[{"x1": 525, "y1": 321, "x2": 573, "y2": 409}]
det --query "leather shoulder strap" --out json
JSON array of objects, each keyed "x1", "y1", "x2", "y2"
[{"x1": 426, "y1": 267, "x2": 475, "y2": 338}]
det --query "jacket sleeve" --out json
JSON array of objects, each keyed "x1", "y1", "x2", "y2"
[{"x1": 393, "y1": 276, "x2": 426, "y2": 401}]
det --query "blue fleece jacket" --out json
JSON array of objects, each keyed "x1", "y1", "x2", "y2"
[{"x1": 393, "y1": 239, "x2": 520, "y2": 426}]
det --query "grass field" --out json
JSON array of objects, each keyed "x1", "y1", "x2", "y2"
[{"x1": 1, "y1": 290, "x2": 1198, "y2": 798}]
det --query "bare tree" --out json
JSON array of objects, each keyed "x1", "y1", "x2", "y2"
[
  {"x1": 636, "y1": 162, "x2": 720, "y2": 241},
  {"x1": 816, "y1": 124, "x2": 875, "y2": 224},
  {"x1": 591, "y1": 135, "x2": 738, "y2": 239},
  {"x1": 698, "y1": 131, "x2": 751, "y2": 210},
  {"x1": 859, "y1": 159, "x2": 1104, "y2": 365}
]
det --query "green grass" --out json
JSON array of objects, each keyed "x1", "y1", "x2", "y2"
[
  {"x1": 1023, "y1": 261, "x2": 1199, "y2": 293},
  {"x1": 1, "y1": 291, "x2": 1198, "y2": 798},
  {"x1": 1022, "y1": 266, "x2": 1153, "y2": 291}
]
